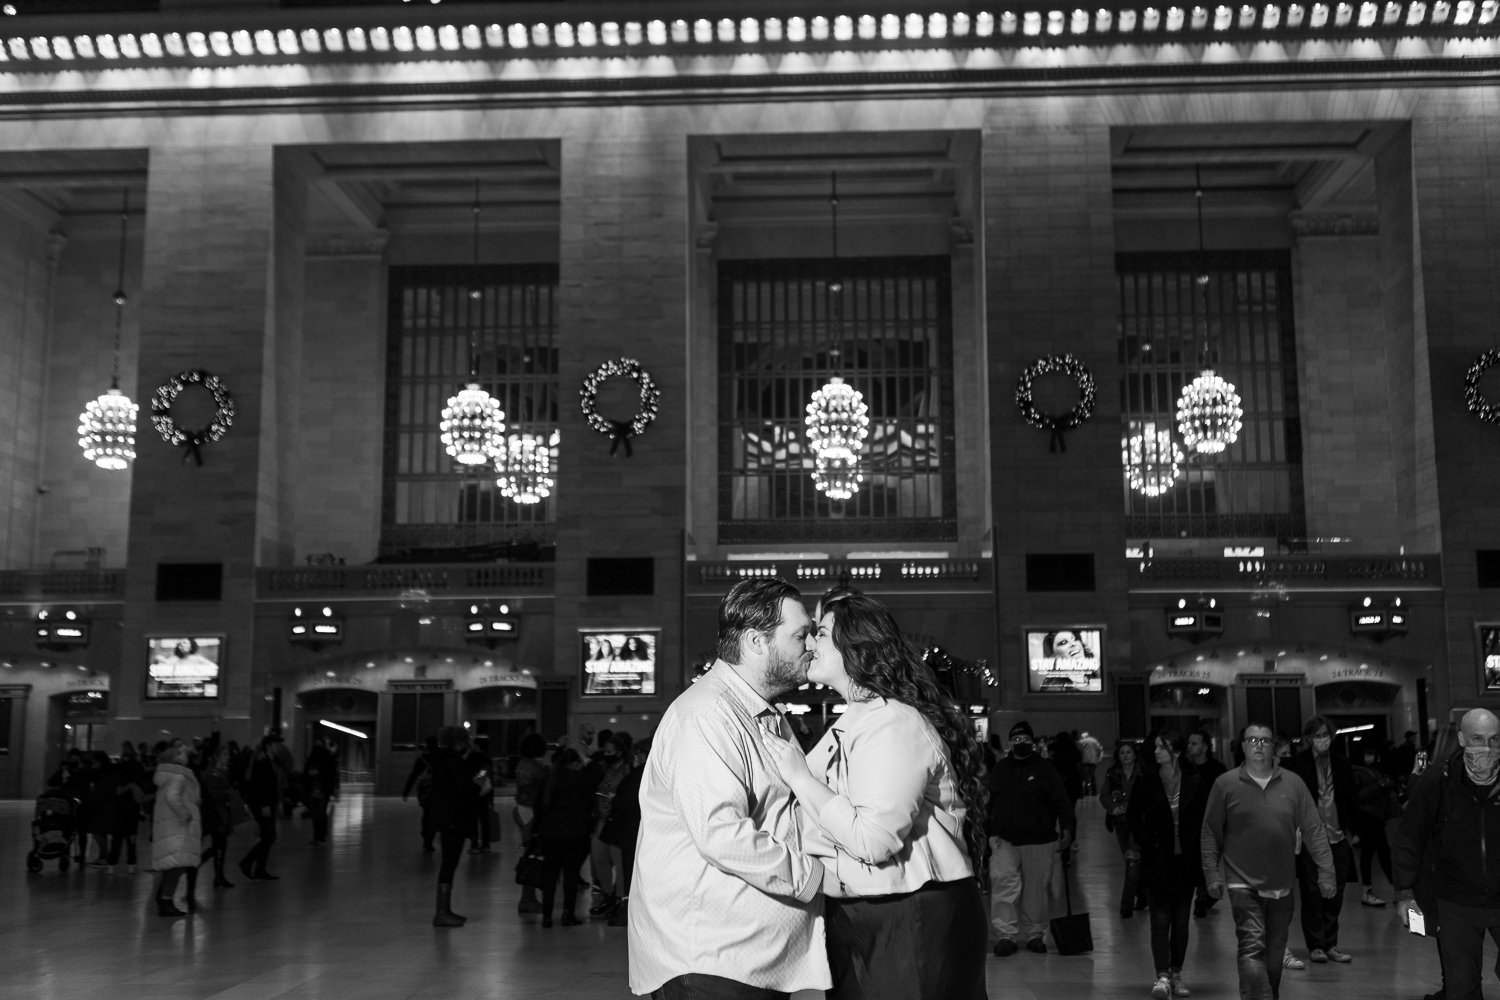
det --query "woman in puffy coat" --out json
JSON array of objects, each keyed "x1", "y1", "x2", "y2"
[{"x1": 152, "y1": 743, "x2": 203, "y2": 917}]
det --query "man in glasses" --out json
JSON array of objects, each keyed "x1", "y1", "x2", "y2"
[
  {"x1": 1393, "y1": 708, "x2": 1500, "y2": 1000},
  {"x1": 1202, "y1": 723, "x2": 1336, "y2": 1000}
]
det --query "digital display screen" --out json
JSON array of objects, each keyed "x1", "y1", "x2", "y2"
[
  {"x1": 580, "y1": 629, "x2": 657, "y2": 697},
  {"x1": 145, "y1": 636, "x2": 222, "y2": 700},
  {"x1": 1482, "y1": 625, "x2": 1500, "y2": 693},
  {"x1": 1025, "y1": 627, "x2": 1104, "y2": 694}
]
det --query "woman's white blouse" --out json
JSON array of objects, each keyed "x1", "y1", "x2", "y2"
[{"x1": 800, "y1": 697, "x2": 974, "y2": 897}]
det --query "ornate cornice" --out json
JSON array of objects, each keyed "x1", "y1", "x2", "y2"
[
  {"x1": 306, "y1": 230, "x2": 390, "y2": 259},
  {"x1": 1290, "y1": 211, "x2": 1381, "y2": 236}
]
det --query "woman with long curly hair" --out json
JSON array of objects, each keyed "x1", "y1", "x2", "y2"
[{"x1": 761, "y1": 588, "x2": 989, "y2": 1000}]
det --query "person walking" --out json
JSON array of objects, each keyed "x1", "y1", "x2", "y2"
[
  {"x1": 1101, "y1": 740, "x2": 1146, "y2": 918},
  {"x1": 151, "y1": 743, "x2": 203, "y2": 916},
  {"x1": 588, "y1": 731, "x2": 633, "y2": 913},
  {"x1": 512, "y1": 732, "x2": 549, "y2": 915},
  {"x1": 1128, "y1": 731, "x2": 1202, "y2": 1000},
  {"x1": 1078, "y1": 731, "x2": 1104, "y2": 796},
  {"x1": 1394, "y1": 708, "x2": 1500, "y2": 1000},
  {"x1": 427, "y1": 725, "x2": 479, "y2": 927},
  {"x1": 402, "y1": 735, "x2": 439, "y2": 852},
  {"x1": 1351, "y1": 747, "x2": 1396, "y2": 907},
  {"x1": 760, "y1": 589, "x2": 989, "y2": 999},
  {"x1": 198, "y1": 743, "x2": 236, "y2": 888},
  {"x1": 603, "y1": 738, "x2": 649, "y2": 928},
  {"x1": 1183, "y1": 729, "x2": 1227, "y2": 919},
  {"x1": 238, "y1": 734, "x2": 282, "y2": 881},
  {"x1": 532, "y1": 746, "x2": 601, "y2": 928},
  {"x1": 1201, "y1": 723, "x2": 1336, "y2": 1000},
  {"x1": 988, "y1": 720, "x2": 1076, "y2": 957},
  {"x1": 628, "y1": 577, "x2": 827, "y2": 999},
  {"x1": 1285, "y1": 715, "x2": 1358, "y2": 964},
  {"x1": 303, "y1": 738, "x2": 340, "y2": 846}
]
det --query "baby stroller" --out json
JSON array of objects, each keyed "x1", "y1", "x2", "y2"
[{"x1": 26, "y1": 790, "x2": 78, "y2": 873}]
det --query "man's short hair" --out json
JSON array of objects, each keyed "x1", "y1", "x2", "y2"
[
  {"x1": 1188, "y1": 728, "x2": 1212, "y2": 745},
  {"x1": 1303, "y1": 715, "x2": 1334, "y2": 739},
  {"x1": 715, "y1": 578, "x2": 802, "y2": 664},
  {"x1": 1241, "y1": 721, "x2": 1274, "y2": 739}
]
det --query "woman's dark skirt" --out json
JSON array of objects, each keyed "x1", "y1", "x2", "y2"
[{"x1": 825, "y1": 877, "x2": 989, "y2": 1000}]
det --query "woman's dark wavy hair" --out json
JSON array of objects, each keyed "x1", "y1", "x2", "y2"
[{"x1": 818, "y1": 588, "x2": 989, "y2": 878}]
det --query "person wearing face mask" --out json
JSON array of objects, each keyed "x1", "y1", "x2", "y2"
[
  {"x1": 1394, "y1": 708, "x2": 1500, "y2": 1000},
  {"x1": 986, "y1": 719, "x2": 1077, "y2": 957},
  {"x1": 1285, "y1": 715, "x2": 1359, "y2": 964}
]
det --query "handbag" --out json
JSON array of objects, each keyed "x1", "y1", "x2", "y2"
[
  {"x1": 1049, "y1": 852, "x2": 1094, "y2": 955},
  {"x1": 225, "y1": 788, "x2": 252, "y2": 828},
  {"x1": 515, "y1": 839, "x2": 548, "y2": 889}
]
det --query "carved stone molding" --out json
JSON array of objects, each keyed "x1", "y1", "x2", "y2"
[
  {"x1": 307, "y1": 230, "x2": 390, "y2": 258},
  {"x1": 1289, "y1": 212, "x2": 1380, "y2": 238}
]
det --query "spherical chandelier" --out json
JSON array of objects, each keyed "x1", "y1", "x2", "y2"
[
  {"x1": 1176, "y1": 371, "x2": 1243, "y2": 456},
  {"x1": 805, "y1": 376, "x2": 869, "y2": 493},
  {"x1": 1123, "y1": 421, "x2": 1184, "y2": 497},
  {"x1": 497, "y1": 430, "x2": 555, "y2": 504},
  {"x1": 1174, "y1": 167, "x2": 1243, "y2": 457},
  {"x1": 78, "y1": 190, "x2": 137, "y2": 471},
  {"x1": 79, "y1": 387, "x2": 138, "y2": 471},
  {"x1": 439, "y1": 180, "x2": 506, "y2": 468},
  {"x1": 441, "y1": 384, "x2": 506, "y2": 466}
]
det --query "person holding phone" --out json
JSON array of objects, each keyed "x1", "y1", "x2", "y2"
[{"x1": 1394, "y1": 708, "x2": 1500, "y2": 1000}]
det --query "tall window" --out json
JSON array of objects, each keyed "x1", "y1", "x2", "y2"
[
  {"x1": 1117, "y1": 250, "x2": 1305, "y2": 540},
  {"x1": 718, "y1": 257, "x2": 955, "y2": 543},
  {"x1": 382, "y1": 264, "x2": 559, "y2": 556}
]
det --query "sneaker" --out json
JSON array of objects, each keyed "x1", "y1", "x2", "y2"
[
  {"x1": 1361, "y1": 891, "x2": 1387, "y2": 907},
  {"x1": 1309, "y1": 949, "x2": 1328, "y2": 964},
  {"x1": 1326, "y1": 947, "x2": 1352, "y2": 963},
  {"x1": 1284, "y1": 950, "x2": 1306, "y2": 970},
  {"x1": 1152, "y1": 975, "x2": 1172, "y2": 1000},
  {"x1": 589, "y1": 895, "x2": 618, "y2": 916},
  {"x1": 992, "y1": 939, "x2": 1018, "y2": 957},
  {"x1": 1170, "y1": 973, "x2": 1191, "y2": 997},
  {"x1": 1026, "y1": 937, "x2": 1047, "y2": 954}
]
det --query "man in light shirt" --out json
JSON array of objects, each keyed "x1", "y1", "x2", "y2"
[{"x1": 628, "y1": 578, "x2": 829, "y2": 999}]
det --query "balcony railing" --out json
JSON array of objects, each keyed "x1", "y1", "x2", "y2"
[
  {"x1": 688, "y1": 558, "x2": 991, "y2": 595},
  {"x1": 1128, "y1": 553, "x2": 1442, "y2": 591},
  {"x1": 0, "y1": 569, "x2": 124, "y2": 601},
  {"x1": 259, "y1": 562, "x2": 554, "y2": 599}
]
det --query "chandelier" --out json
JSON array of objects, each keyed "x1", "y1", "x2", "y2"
[
  {"x1": 1124, "y1": 422, "x2": 1183, "y2": 497},
  {"x1": 440, "y1": 180, "x2": 505, "y2": 467},
  {"x1": 1175, "y1": 167, "x2": 1243, "y2": 456},
  {"x1": 804, "y1": 172, "x2": 869, "y2": 500},
  {"x1": 77, "y1": 190, "x2": 138, "y2": 471},
  {"x1": 497, "y1": 430, "x2": 556, "y2": 504}
]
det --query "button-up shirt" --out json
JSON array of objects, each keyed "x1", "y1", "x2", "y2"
[
  {"x1": 628, "y1": 661, "x2": 829, "y2": 996},
  {"x1": 801, "y1": 697, "x2": 974, "y2": 897}
]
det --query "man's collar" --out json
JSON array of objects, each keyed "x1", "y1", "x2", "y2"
[{"x1": 712, "y1": 659, "x2": 780, "y2": 717}]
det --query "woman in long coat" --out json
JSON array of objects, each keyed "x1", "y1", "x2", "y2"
[{"x1": 151, "y1": 743, "x2": 203, "y2": 916}]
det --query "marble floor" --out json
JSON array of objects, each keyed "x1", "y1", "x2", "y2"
[{"x1": 0, "y1": 789, "x2": 1444, "y2": 1000}]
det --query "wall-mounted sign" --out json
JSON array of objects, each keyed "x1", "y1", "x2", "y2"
[
  {"x1": 1024, "y1": 626, "x2": 1104, "y2": 694},
  {"x1": 145, "y1": 635, "x2": 222, "y2": 700},
  {"x1": 580, "y1": 629, "x2": 658, "y2": 697}
]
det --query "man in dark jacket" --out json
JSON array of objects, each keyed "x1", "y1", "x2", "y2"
[
  {"x1": 987, "y1": 720, "x2": 1076, "y2": 957},
  {"x1": 1286, "y1": 715, "x2": 1359, "y2": 964},
  {"x1": 238, "y1": 734, "x2": 282, "y2": 881},
  {"x1": 1394, "y1": 708, "x2": 1500, "y2": 1000},
  {"x1": 1185, "y1": 729, "x2": 1227, "y2": 917}
]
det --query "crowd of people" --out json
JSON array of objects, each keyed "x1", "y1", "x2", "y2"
[{"x1": 40, "y1": 726, "x2": 338, "y2": 914}]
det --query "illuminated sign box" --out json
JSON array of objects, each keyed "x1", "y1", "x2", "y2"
[
  {"x1": 145, "y1": 635, "x2": 223, "y2": 700},
  {"x1": 580, "y1": 628, "x2": 658, "y2": 697},
  {"x1": 1023, "y1": 626, "x2": 1104, "y2": 694}
]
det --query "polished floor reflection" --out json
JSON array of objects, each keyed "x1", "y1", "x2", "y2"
[{"x1": 1, "y1": 789, "x2": 1440, "y2": 999}]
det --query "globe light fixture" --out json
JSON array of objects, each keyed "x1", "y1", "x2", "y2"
[
  {"x1": 1124, "y1": 421, "x2": 1184, "y2": 496},
  {"x1": 497, "y1": 430, "x2": 556, "y2": 504},
  {"x1": 1174, "y1": 167, "x2": 1244, "y2": 457},
  {"x1": 440, "y1": 180, "x2": 506, "y2": 467},
  {"x1": 805, "y1": 172, "x2": 869, "y2": 500},
  {"x1": 77, "y1": 190, "x2": 138, "y2": 471}
]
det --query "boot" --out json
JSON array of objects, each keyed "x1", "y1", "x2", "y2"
[
  {"x1": 157, "y1": 897, "x2": 187, "y2": 917},
  {"x1": 184, "y1": 867, "x2": 199, "y2": 911},
  {"x1": 433, "y1": 883, "x2": 466, "y2": 927},
  {"x1": 518, "y1": 886, "x2": 543, "y2": 914},
  {"x1": 213, "y1": 852, "x2": 234, "y2": 889},
  {"x1": 157, "y1": 869, "x2": 185, "y2": 916}
]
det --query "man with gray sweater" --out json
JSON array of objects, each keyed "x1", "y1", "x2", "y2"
[{"x1": 1201, "y1": 722, "x2": 1337, "y2": 1000}]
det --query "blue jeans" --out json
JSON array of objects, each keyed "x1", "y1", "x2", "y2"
[{"x1": 1229, "y1": 889, "x2": 1295, "y2": 1000}]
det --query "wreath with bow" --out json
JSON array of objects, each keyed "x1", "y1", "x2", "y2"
[
  {"x1": 1015, "y1": 354, "x2": 1096, "y2": 453},
  {"x1": 579, "y1": 357, "x2": 660, "y2": 457},
  {"x1": 151, "y1": 368, "x2": 235, "y2": 466}
]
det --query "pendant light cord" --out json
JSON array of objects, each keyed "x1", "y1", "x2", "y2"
[
  {"x1": 110, "y1": 189, "x2": 129, "y2": 390},
  {"x1": 1194, "y1": 164, "x2": 1211, "y2": 369},
  {"x1": 829, "y1": 171, "x2": 844, "y2": 362},
  {"x1": 468, "y1": 178, "x2": 481, "y2": 379}
]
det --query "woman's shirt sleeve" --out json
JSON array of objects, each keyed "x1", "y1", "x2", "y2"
[{"x1": 811, "y1": 706, "x2": 939, "y2": 866}]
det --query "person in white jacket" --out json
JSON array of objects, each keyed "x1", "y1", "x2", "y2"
[
  {"x1": 762, "y1": 588, "x2": 990, "y2": 1000},
  {"x1": 151, "y1": 743, "x2": 203, "y2": 917}
]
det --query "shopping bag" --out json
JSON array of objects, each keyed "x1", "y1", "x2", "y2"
[
  {"x1": 1050, "y1": 852, "x2": 1094, "y2": 955},
  {"x1": 514, "y1": 840, "x2": 548, "y2": 889}
]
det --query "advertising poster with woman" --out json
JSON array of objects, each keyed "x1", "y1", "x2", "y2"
[
  {"x1": 145, "y1": 636, "x2": 222, "y2": 699},
  {"x1": 1025, "y1": 626, "x2": 1104, "y2": 693},
  {"x1": 581, "y1": 630, "x2": 658, "y2": 696}
]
